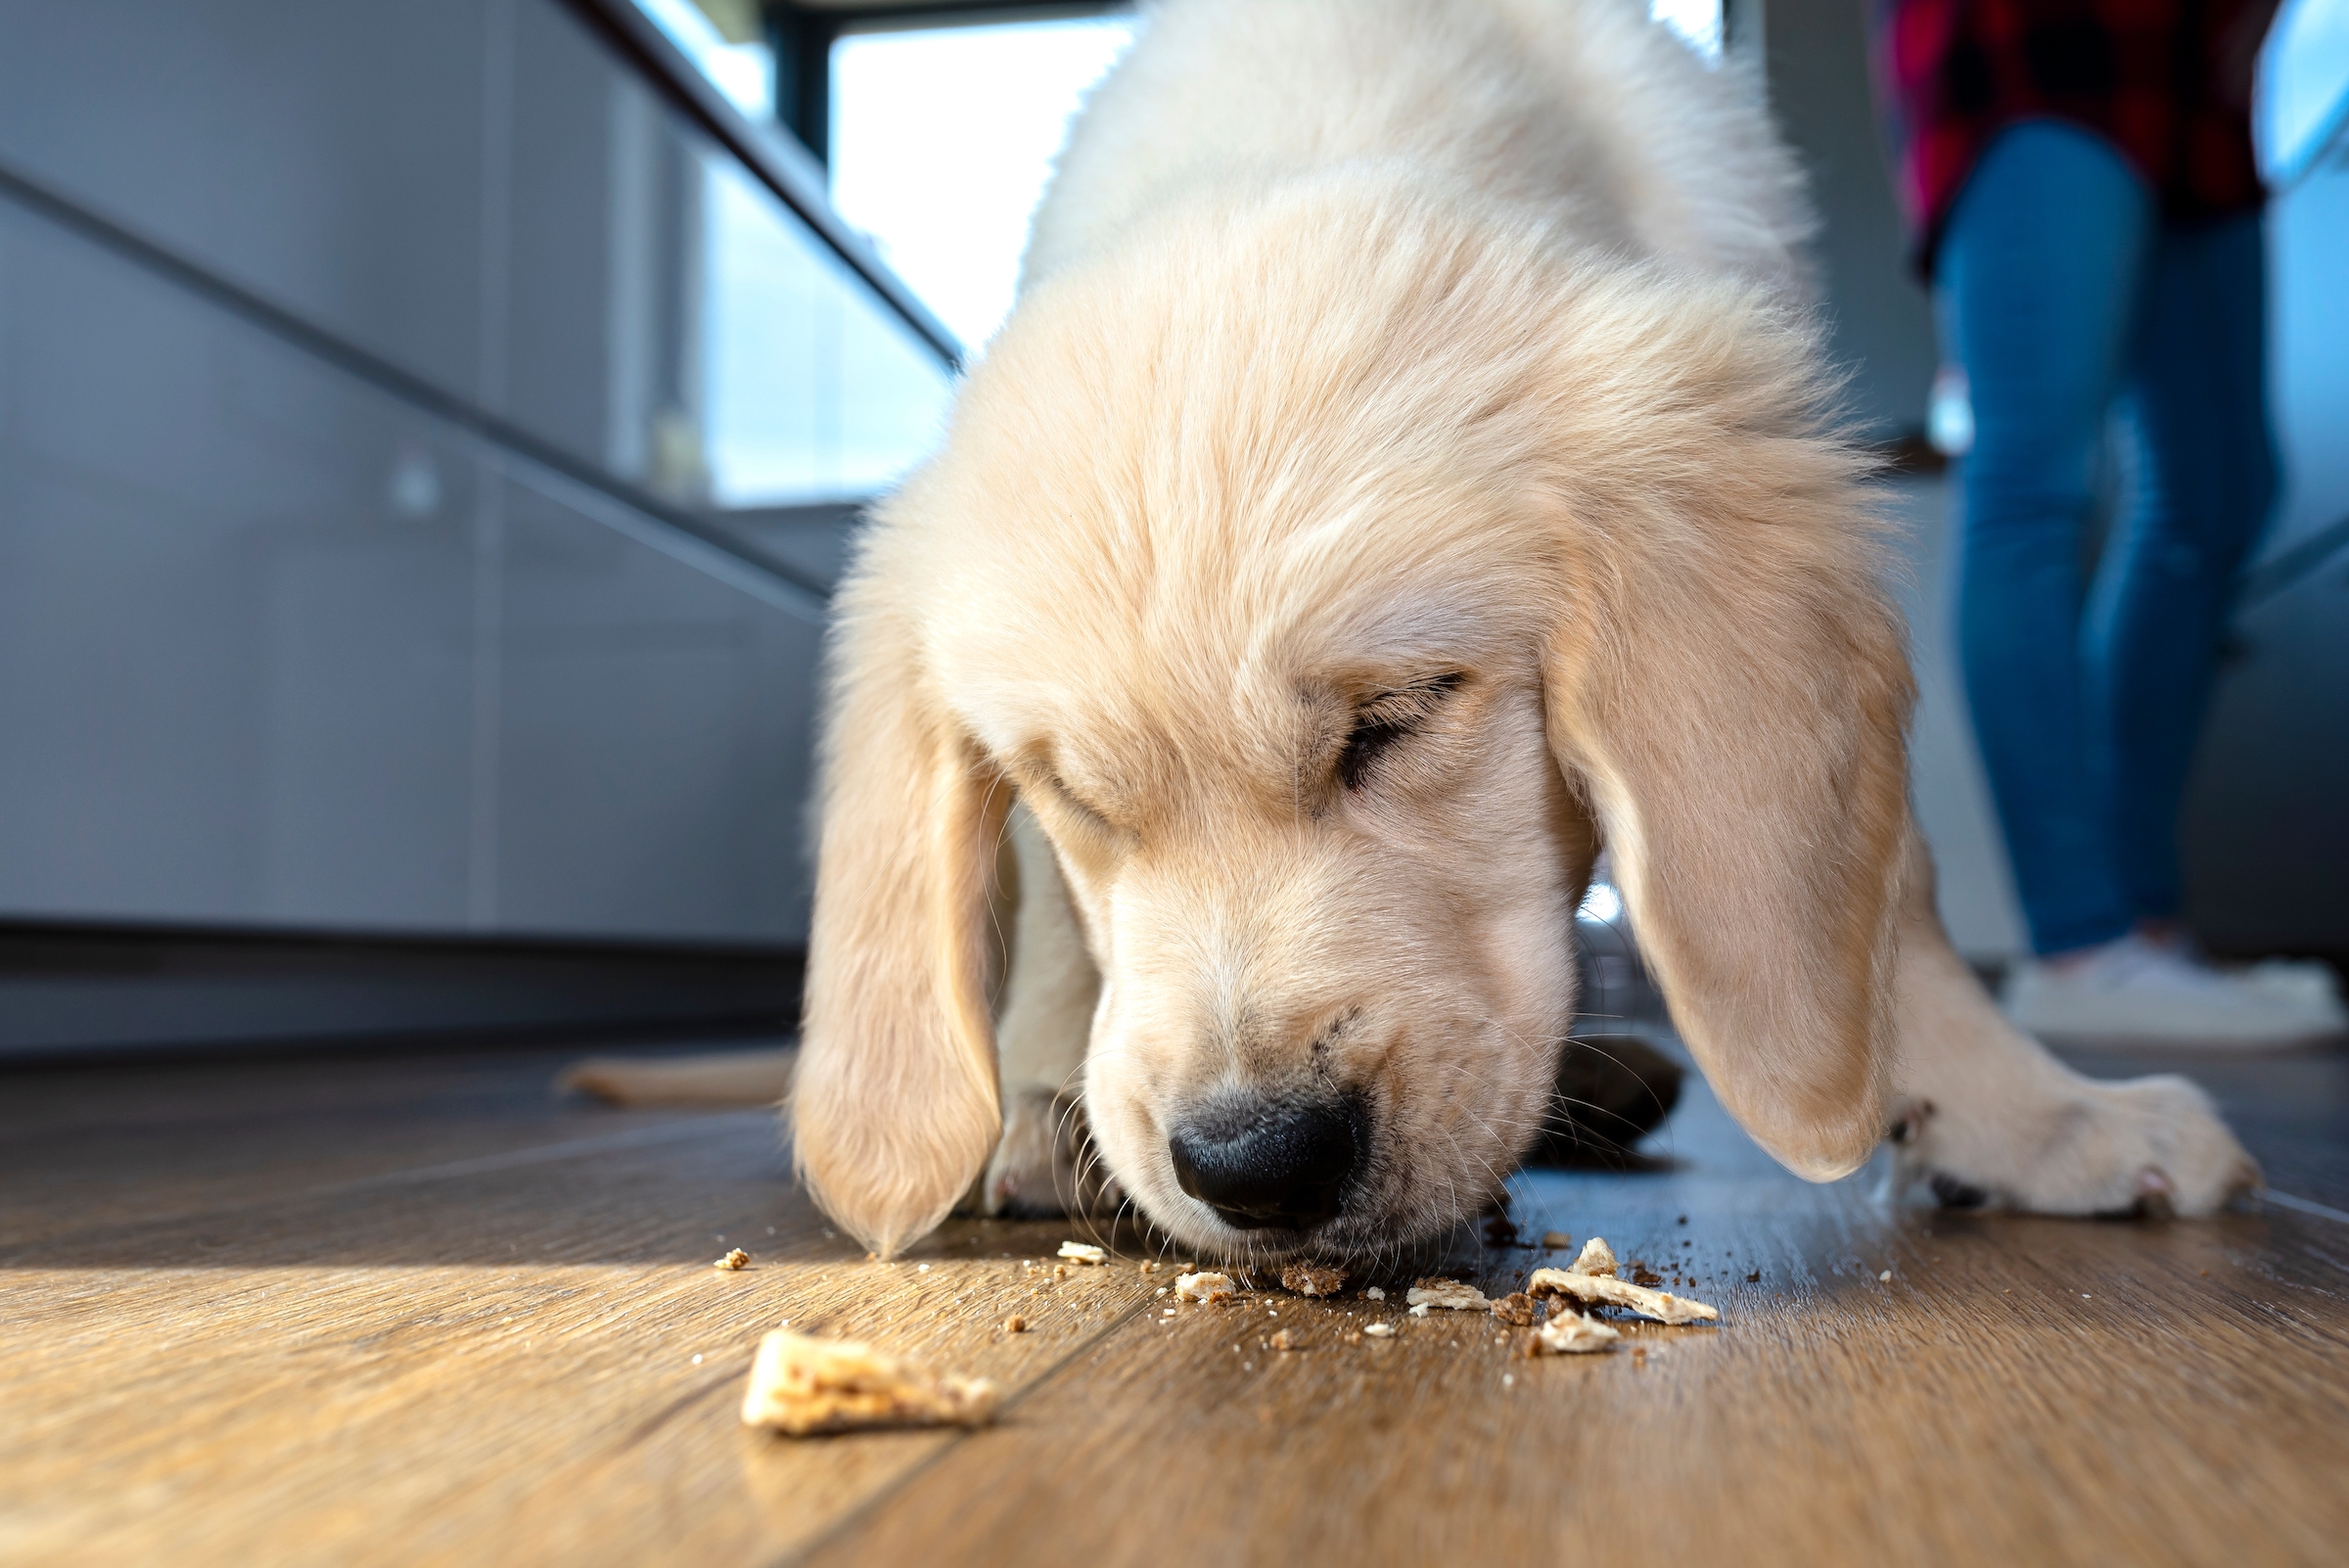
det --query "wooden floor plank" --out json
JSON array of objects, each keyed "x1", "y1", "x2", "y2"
[
  {"x1": 799, "y1": 1082, "x2": 2349, "y2": 1568},
  {"x1": 4, "y1": 1043, "x2": 2345, "y2": 1566}
]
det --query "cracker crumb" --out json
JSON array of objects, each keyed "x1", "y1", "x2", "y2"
[
  {"x1": 1532, "y1": 1312, "x2": 1621, "y2": 1356},
  {"x1": 1408, "y1": 1303, "x2": 1430, "y2": 1316},
  {"x1": 1176, "y1": 1270, "x2": 1237, "y2": 1305},
  {"x1": 1059, "y1": 1241, "x2": 1107, "y2": 1266},
  {"x1": 714, "y1": 1248, "x2": 750, "y2": 1270},
  {"x1": 1269, "y1": 1328, "x2": 1302, "y2": 1352},
  {"x1": 1405, "y1": 1277, "x2": 1489, "y2": 1313},
  {"x1": 1879, "y1": 1269, "x2": 1893, "y2": 1282},
  {"x1": 1491, "y1": 1292, "x2": 1536, "y2": 1326},
  {"x1": 1525, "y1": 1236, "x2": 1720, "y2": 1325},
  {"x1": 1363, "y1": 1285, "x2": 1386, "y2": 1301},
  {"x1": 1542, "y1": 1231, "x2": 1573, "y2": 1249},
  {"x1": 1362, "y1": 1322, "x2": 1396, "y2": 1338},
  {"x1": 739, "y1": 1331, "x2": 997, "y2": 1435},
  {"x1": 1280, "y1": 1263, "x2": 1348, "y2": 1298},
  {"x1": 1003, "y1": 1314, "x2": 1027, "y2": 1333}
]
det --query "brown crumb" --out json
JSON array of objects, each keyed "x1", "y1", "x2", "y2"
[
  {"x1": 1747, "y1": 1270, "x2": 1762, "y2": 1282},
  {"x1": 1491, "y1": 1292, "x2": 1536, "y2": 1326},
  {"x1": 714, "y1": 1248, "x2": 751, "y2": 1270},
  {"x1": 1541, "y1": 1231, "x2": 1573, "y2": 1250},
  {"x1": 1631, "y1": 1266, "x2": 1664, "y2": 1286},
  {"x1": 1003, "y1": 1314, "x2": 1028, "y2": 1334},
  {"x1": 1269, "y1": 1328, "x2": 1302, "y2": 1352},
  {"x1": 739, "y1": 1331, "x2": 996, "y2": 1435},
  {"x1": 1483, "y1": 1212, "x2": 1520, "y2": 1245},
  {"x1": 1280, "y1": 1262, "x2": 1348, "y2": 1298}
]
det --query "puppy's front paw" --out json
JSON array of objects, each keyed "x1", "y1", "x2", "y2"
[
  {"x1": 1893, "y1": 1073, "x2": 2261, "y2": 1219},
  {"x1": 981, "y1": 1086, "x2": 1124, "y2": 1219}
]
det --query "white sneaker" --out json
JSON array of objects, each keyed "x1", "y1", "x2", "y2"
[{"x1": 2004, "y1": 934, "x2": 2349, "y2": 1045}]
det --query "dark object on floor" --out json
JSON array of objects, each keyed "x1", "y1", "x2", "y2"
[{"x1": 1524, "y1": 1035, "x2": 1683, "y2": 1169}]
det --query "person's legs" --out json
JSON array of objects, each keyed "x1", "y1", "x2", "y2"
[
  {"x1": 2088, "y1": 212, "x2": 2279, "y2": 924},
  {"x1": 1939, "y1": 120, "x2": 2150, "y2": 956}
]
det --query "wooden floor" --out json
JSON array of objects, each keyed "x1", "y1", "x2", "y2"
[{"x1": 5, "y1": 1037, "x2": 2347, "y2": 1567}]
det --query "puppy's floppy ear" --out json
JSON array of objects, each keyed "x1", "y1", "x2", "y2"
[
  {"x1": 1532, "y1": 277, "x2": 1912, "y2": 1181},
  {"x1": 792, "y1": 554, "x2": 1010, "y2": 1257}
]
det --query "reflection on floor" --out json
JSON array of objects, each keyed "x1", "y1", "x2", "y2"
[{"x1": 2, "y1": 1038, "x2": 2344, "y2": 1565}]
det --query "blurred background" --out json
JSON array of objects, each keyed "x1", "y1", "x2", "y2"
[{"x1": 1, "y1": 0, "x2": 2342, "y2": 1060}]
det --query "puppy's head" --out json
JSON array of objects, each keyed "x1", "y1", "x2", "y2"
[{"x1": 792, "y1": 179, "x2": 1912, "y2": 1260}]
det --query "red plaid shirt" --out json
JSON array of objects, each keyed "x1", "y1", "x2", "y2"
[{"x1": 1870, "y1": 0, "x2": 2274, "y2": 276}]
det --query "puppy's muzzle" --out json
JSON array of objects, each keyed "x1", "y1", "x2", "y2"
[{"x1": 1168, "y1": 1091, "x2": 1364, "y2": 1231}]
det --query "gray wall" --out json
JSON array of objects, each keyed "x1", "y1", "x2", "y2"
[{"x1": 0, "y1": 0, "x2": 950, "y2": 946}]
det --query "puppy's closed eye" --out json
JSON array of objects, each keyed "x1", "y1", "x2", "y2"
[{"x1": 1336, "y1": 671, "x2": 1465, "y2": 790}]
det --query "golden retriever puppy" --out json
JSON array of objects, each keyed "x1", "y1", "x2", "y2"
[{"x1": 791, "y1": 0, "x2": 2258, "y2": 1261}]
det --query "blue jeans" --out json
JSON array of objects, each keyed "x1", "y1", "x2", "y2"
[{"x1": 1940, "y1": 120, "x2": 2278, "y2": 956}]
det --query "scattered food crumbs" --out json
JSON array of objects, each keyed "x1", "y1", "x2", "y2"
[
  {"x1": 1176, "y1": 1270, "x2": 1237, "y2": 1305},
  {"x1": 1362, "y1": 1322, "x2": 1396, "y2": 1338},
  {"x1": 1281, "y1": 1262, "x2": 1348, "y2": 1298},
  {"x1": 740, "y1": 1331, "x2": 997, "y2": 1436},
  {"x1": 692, "y1": 1354, "x2": 703, "y2": 1364},
  {"x1": 1491, "y1": 1292, "x2": 1537, "y2": 1326},
  {"x1": 916, "y1": 1264, "x2": 930, "y2": 1272},
  {"x1": 1003, "y1": 1314, "x2": 1027, "y2": 1334},
  {"x1": 1059, "y1": 1241, "x2": 1106, "y2": 1265},
  {"x1": 1525, "y1": 1236, "x2": 1720, "y2": 1325},
  {"x1": 1269, "y1": 1328, "x2": 1302, "y2": 1352},
  {"x1": 1364, "y1": 1285, "x2": 1386, "y2": 1301},
  {"x1": 1747, "y1": 1270, "x2": 1762, "y2": 1282},
  {"x1": 1155, "y1": 1286, "x2": 1169, "y2": 1297},
  {"x1": 1140, "y1": 1261, "x2": 1159, "y2": 1272},
  {"x1": 714, "y1": 1248, "x2": 750, "y2": 1270},
  {"x1": 1879, "y1": 1270, "x2": 1893, "y2": 1282},
  {"x1": 1163, "y1": 1308, "x2": 1176, "y2": 1317},
  {"x1": 1502, "y1": 1372, "x2": 1515, "y2": 1386},
  {"x1": 1631, "y1": 1266, "x2": 1664, "y2": 1286},
  {"x1": 1406, "y1": 1277, "x2": 1490, "y2": 1312},
  {"x1": 1542, "y1": 1231, "x2": 1573, "y2": 1250},
  {"x1": 1052, "y1": 1265, "x2": 1069, "y2": 1279},
  {"x1": 1677, "y1": 1215, "x2": 1687, "y2": 1224},
  {"x1": 1408, "y1": 1304, "x2": 1431, "y2": 1317}
]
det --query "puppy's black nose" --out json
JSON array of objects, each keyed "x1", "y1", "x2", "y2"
[{"x1": 1169, "y1": 1095, "x2": 1361, "y2": 1230}]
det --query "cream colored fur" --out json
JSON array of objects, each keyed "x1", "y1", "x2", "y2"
[{"x1": 785, "y1": 0, "x2": 2256, "y2": 1259}]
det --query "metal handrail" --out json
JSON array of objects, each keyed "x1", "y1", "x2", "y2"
[{"x1": 562, "y1": 0, "x2": 965, "y2": 368}]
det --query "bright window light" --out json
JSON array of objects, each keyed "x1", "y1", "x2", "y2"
[
  {"x1": 829, "y1": 2, "x2": 1718, "y2": 350},
  {"x1": 1652, "y1": 0, "x2": 1724, "y2": 62},
  {"x1": 634, "y1": 0, "x2": 774, "y2": 118},
  {"x1": 830, "y1": 16, "x2": 1137, "y2": 349}
]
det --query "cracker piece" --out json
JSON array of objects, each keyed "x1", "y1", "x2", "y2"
[
  {"x1": 1361, "y1": 1322, "x2": 1396, "y2": 1338},
  {"x1": 714, "y1": 1248, "x2": 750, "y2": 1270},
  {"x1": 1405, "y1": 1277, "x2": 1490, "y2": 1312},
  {"x1": 1363, "y1": 1285, "x2": 1386, "y2": 1301},
  {"x1": 1533, "y1": 1313, "x2": 1621, "y2": 1355},
  {"x1": 1175, "y1": 1270, "x2": 1236, "y2": 1305},
  {"x1": 1280, "y1": 1263, "x2": 1348, "y2": 1298},
  {"x1": 1526, "y1": 1255, "x2": 1719, "y2": 1326},
  {"x1": 1569, "y1": 1237, "x2": 1617, "y2": 1276},
  {"x1": 1541, "y1": 1231, "x2": 1574, "y2": 1249},
  {"x1": 1058, "y1": 1241, "x2": 1106, "y2": 1265},
  {"x1": 1491, "y1": 1292, "x2": 1536, "y2": 1326},
  {"x1": 739, "y1": 1331, "x2": 997, "y2": 1435}
]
